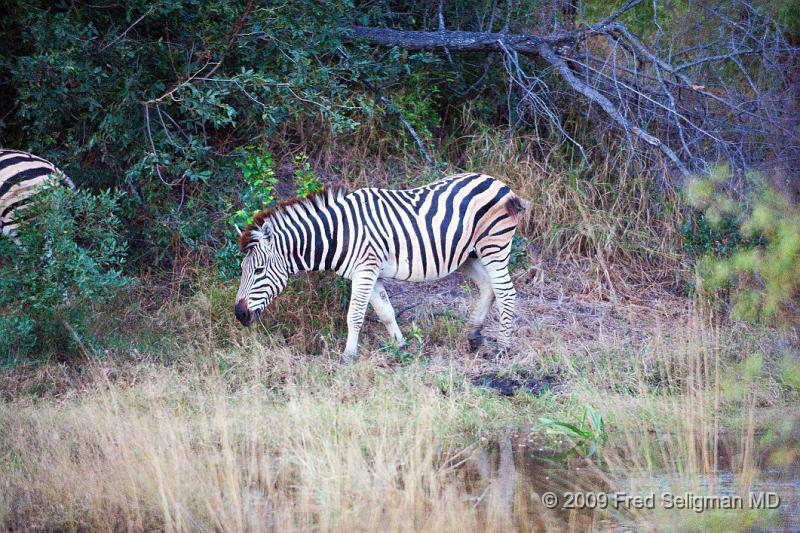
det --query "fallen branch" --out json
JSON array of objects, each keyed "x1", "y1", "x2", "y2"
[
  {"x1": 342, "y1": 0, "x2": 797, "y2": 176},
  {"x1": 347, "y1": 25, "x2": 577, "y2": 56},
  {"x1": 537, "y1": 43, "x2": 695, "y2": 173}
]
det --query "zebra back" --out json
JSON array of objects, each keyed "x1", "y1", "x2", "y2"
[{"x1": 0, "y1": 149, "x2": 74, "y2": 240}]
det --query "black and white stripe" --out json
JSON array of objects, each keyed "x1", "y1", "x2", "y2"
[
  {"x1": 235, "y1": 173, "x2": 528, "y2": 360},
  {"x1": 0, "y1": 149, "x2": 74, "y2": 242}
]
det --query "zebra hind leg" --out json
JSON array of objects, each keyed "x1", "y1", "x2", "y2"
[
  {"x1": 472, "y1": 240, "x2": 516, "y2": 357},
  {"x1": 369, "y1": 279, "x2": 405, "y2": 348},
  {"x1": 481, "y1": 260, "x2": 516, "y2": 356},
  {"x1": 458, "y1": 257, "x2": 495, "y2": 352}
]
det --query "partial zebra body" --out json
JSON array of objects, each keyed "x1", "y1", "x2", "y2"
[
  {"x1": 235, "y1": 173, "x2": 528, "y2": 360},
  {"x1": 0, "y1": 149, "x2": 74, "y2": 241}
]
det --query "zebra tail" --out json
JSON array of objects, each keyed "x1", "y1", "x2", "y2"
[
  {"x1": 60, "y1": 171, "x2": 76, "y2": 190},
  {"x1": 504, "y1": 194, "x2": 530, "y2": 221}
]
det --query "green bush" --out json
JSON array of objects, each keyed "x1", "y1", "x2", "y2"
[
  {"x1": 679, "y1": 210, "x2": 745, "y2": 260},
  {"x1": 0, "y1": 1, "x2": 409, "y2": 269},
  {"x1": 686, "y1": 166, "x2": 800, "y2": 325},
  {"x1": 293, "y1": 153, "x2": 323, "y2": 199},
  {"x1": 0, "y1": 185, "x2": 129, "y2": 363},
  {"x1": 215, "y1": 147, "x2": 279, "y2": 280},
  {"x1": 231, "y1": 147, "x2": 280, "y2": 228}
]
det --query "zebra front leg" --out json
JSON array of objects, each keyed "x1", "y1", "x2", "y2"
[
  {"x1": 343, "y1": 269, "x2": 379, "y2": 362},
  {"x1": 369, "y1": 279, "x2": 405, "y2": 348}
]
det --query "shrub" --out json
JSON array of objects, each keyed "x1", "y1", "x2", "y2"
[
  {"x1": 293, "y1": 153, "x2": 323, "y2": 198},
  {"x1": 0, "y1": 185, "x2": 129, "y2": 363},
  {"x1": 686, "y1": 166, "x2": 800, "y2": 325},
  {"x1": 215, "y1": 147, "x2": 279, "y2": 280},
  {"x1": 231, "y1": 147, "x2": 280, "y2": 228}
]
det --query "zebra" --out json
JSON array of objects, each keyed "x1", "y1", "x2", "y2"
[
  {"x1": 234, "y1": 172, "x2": 528, "y2": 361},
  {"x1": 0, "y1": 149, "x2": 75, "y2": 243}
]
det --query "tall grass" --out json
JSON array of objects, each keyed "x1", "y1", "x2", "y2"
[
  {"x1": 565, "y1": 312, "x2": 796, "y2": 530},
  {"x1": 1, "y1": 308, "x2": 794, "y2": 531},
  {"x1": 447, "y1": 117, "x2": 685, "y2": 275},
  {"x1": 1, "y1": 355, "x2": 470, "y2": 531}
]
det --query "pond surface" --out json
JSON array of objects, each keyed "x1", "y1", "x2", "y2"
[{"x1": 465, "y1": 431, "x2": 800, "y2": 531}]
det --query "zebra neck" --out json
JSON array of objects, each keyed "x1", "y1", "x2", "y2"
[{"x1": 276, "y1": 195, "x2": 342, "y2": 274}]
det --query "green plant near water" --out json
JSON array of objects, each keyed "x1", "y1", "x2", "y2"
[
  {"x1": 537, "y1": 403, "x2": 607, "y2": 458},
  {"x1": 0, "y1": 185, "x2": 128, "y2": 363}
]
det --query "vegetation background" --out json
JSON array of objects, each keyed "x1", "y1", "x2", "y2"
[{"x1": 0, "y1": 0, "x2": 798, "y2": 531}]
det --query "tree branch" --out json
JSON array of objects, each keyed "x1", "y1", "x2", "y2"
[
  {"x1": 536, "y1": 43, "x2": 690, "y2": 176},
  {"x1": 342, "y1": 0, "x2": 796, "y2": 177},
  {"x1": 347, "y1": 26, "x2": 576, "y2": 56},
  {"x1": 346, "y1": 0, "x2": 643, "y2": 56}
]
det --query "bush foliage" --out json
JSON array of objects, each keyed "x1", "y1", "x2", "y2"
[
  {"x1": 0, "y1": 186, "x2": 128, "y2": 362},
  {"x1": 0, "y1": 0, "x2": 436, "y2": 268},
  {"x1": 687, "y1": 167, "x2": 800, "y2": 325}
]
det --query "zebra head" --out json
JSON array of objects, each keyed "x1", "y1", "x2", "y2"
[{"x1": 234, "y1": 220, "x2": 289, "y2": 326}]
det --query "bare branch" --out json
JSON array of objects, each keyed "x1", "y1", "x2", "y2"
[
  {"x1": 591, "y1": 0, "x2": 643, "y2": 29},
  {"x1": 537, "y1": 43, "x2": 690, "y2": 176},
  {"x1": 342, "y1": 0, "x2": 797, "y2": 177},
  {"x1": 99, "y1": 7, "x2": 153, "y2": 52},
  {"x1": 379, "y1": 96, "x2": 435, "y2": 165}
]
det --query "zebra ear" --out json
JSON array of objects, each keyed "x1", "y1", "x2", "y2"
[{"x1": 260, "y1": 219, "x2": 274, "y2": 245}]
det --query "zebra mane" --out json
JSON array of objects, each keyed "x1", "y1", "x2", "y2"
[{"x1": 239, "y1": 185, "x2": 347, "y2": 251}]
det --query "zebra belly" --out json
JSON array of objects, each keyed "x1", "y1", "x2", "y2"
[{"x1": 379, "y1": 250, "x2": 472, "y2": 282}]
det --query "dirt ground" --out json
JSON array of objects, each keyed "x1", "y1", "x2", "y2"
[{"x1": 380, "y1": 251, "x2": 690, "y2": 359}]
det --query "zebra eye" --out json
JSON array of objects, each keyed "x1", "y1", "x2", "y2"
[{"x1": 254, "y1": 267, "x2": 266, "y2": 275}]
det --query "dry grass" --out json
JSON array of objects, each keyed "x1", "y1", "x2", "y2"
[
  {"x1": 0, "y1": 351, "x2": 527, "y2": 532},
  {"x1": 1, "y1": 271, "x2": 796, "y2": 532},
  {"x1": 583, "y1": 315, "x2": 798, "y2": 531},
  {"x1": 447, "y1": 120, "x2": 685, "y2": 279}
]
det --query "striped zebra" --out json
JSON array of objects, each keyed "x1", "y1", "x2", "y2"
[
  {"x1": 235, "y1": 173, "x2": 528, "y2": 360},
  {"x1": 0, "y1": 149, "x2": 75, "y2": 243}
]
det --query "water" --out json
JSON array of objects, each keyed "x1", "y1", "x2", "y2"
[{"x1": 463, "y1": 431, "x2": 800, "y2": 531}]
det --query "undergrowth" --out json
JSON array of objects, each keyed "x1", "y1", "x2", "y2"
[{"x1": 0, "y1": 305, "x2": 795, "y2": 532}]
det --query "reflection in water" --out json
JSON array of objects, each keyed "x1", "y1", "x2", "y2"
[
  {"x1": 464, "y1": 431, "x2": 800, "y2": 531},
  {"x1": 472, "y1": 432, "x2": 519, "y2": 528},
  {"x1": 466, "y1": 432, "x2": 610, "y2": 531}
]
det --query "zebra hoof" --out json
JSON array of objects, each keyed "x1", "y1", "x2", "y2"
[
  {"x1": 467, "y1": 331, "x2": 484, "y2": 352},
  {"x1": 494, "y1": 346, "x2": 510, "y2": 361},
  {"x1": 342, "y1": 351, "x2": 358, "y2": 363}
]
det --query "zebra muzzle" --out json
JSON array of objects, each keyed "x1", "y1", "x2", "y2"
[{"x1": 234, "y1": 299, "x2": 253, "y2": 326}]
